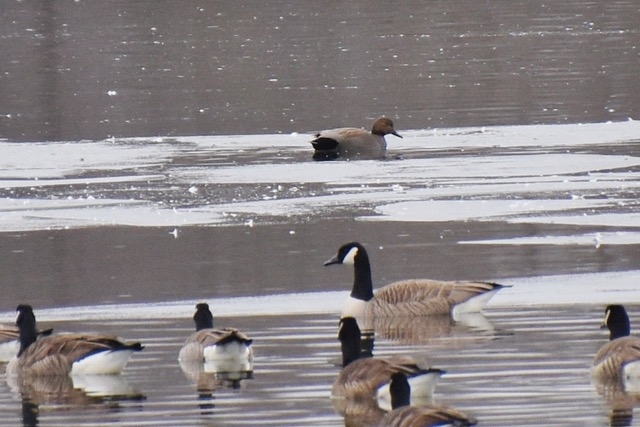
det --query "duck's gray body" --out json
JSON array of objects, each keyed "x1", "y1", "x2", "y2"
[{"x1": 311, "y1": 117, "x2": 401, "y2": 160}]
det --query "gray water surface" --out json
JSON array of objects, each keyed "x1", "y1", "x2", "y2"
[
  {"x1": 1, "y1": 0, "x2": 639, "y2": 141},
  {"x1": 0, "y1": 306, "x2": 637, "y2": 426}
]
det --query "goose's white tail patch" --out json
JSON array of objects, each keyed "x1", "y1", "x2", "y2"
[
  {"x1": 70, "y1": 350, "x2": 136, "y2": 375},
  {"x1": 204, "y1": 358, "x2": 253, "y2": 374},
  {"x1": 451, "y1": 287, "x2": 502, "y2": 318},
  {"x1": 624, "y1": 361, "x2": 640, "y2": 392},
  {"x1": 376, "y1": 370, "x2": 444, "y2": 411},
  {"x1": 203, "y1": 342, "x2": 252, "y2": 363}
]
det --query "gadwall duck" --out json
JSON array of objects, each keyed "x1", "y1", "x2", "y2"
[
  {"x1": 178, "y1": 303, "x2": 253, "y2": 372},
  {"x1": 324, "y1": 242, "x2": 506, "y2": 325},
  {"x1": 592, "y1": 304, "x2": 640, "y2": 384},
  {"x1": 311, "y1": 117, "x2": 402, "y2": 160},
  {"x1": 7, "y1": 304, "x2": 143, "y2": 376}
]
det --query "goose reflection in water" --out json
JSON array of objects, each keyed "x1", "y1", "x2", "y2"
[
  {"x1": 332, "y1": 318, "x2": 445, "y2": 427},
  {"x1": 179, "y1": 358, "x2": 253, "y2": 417},
  {"x1": 9, "y1": 374, "x2": 145, "y2": 427},
  {"x1": 593, "y1": 378, "x2": 640, "y2": 427},
  {"x1": 371, "y1": 312, "x2": 500, "y2": 347},
  {"x1": 179, "y1": 358, "x2": 253, "y2": 393}
]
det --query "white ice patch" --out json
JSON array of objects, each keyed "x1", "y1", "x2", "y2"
[
  {"x1": 0, "y1": 121, "x2": 639, "y2": 231},
  {"x1": 1, "y1": 270, "x2": 639, "y2": 322},
  {"x1": 460, "y1": 231, "x2": 640, "y2": 247}
]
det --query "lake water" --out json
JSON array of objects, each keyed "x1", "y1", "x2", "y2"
[{"x1": 2, "y1": 1, "x2": 640, "y2": 426}]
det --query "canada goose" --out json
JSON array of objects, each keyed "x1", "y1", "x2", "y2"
[
  {"x1": 592, "y1": 304, "x2": 640, "y2": 385},
  {"x1": 332, "y1": 317, "x2": 444, "y2": 404},
  {"x1": 310, "y1": 117, "x2": 402, "y2": 160},
  {"x1": 378, "y1": 372, "x2": 478, "y2": 427},
  {"x1": 325, "y1": 242, "x2": 506, "y2": 323},
  {"x1": 0, "y1": 324, "x2": 53, "y2": 363},
  {"x1": 178, "y1": 303, "x2": 253, "y2": 372},
  {"x1": 6, "y1": 304, "x2": 143, "y2": 377}
]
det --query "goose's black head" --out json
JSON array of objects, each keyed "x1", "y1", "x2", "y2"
[
  {"x1": 194, "y1": 303, "x2": 214, "y2": 331},
  {"x1": 338, "y1": 317, "x2": 362, "y2": 367},
  {"x1": 325, "y1": 242, "x2": 374, "y2": 301},
  {"x1": 602, "y1": 304, "x2": 630, "y2": 340},
  {"x1": 15, "y1": 304, "x2": 38, "y2": 356},
  {"x1": 388, "y1": 372, "x2": 411, "y2": 409},
  {"x1": 324, "y1": 242, "x2": 366, "y2": 267}
]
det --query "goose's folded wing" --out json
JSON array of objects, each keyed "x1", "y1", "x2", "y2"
[
  {"x1": 593, "y1": 336, "x2": 640, "y2": 375},
  {"x1": 0, "y1": 326, "x2": 18, "y2": 343},
  {"x1": 16, "y1": 334, "x2": 126, "y2": 376},
  {"x1": 22, "y1": 334, "x2": 129, "y2": 361},
  {"x1": 332, "y1": 357, "x2": 427, "y2": 398},
  {"x1": 372, "y1": 280, "x2": 502, "y2": 315},
  {"x1": 187, "y1": 328, "x2": 251, "y2": 347}
]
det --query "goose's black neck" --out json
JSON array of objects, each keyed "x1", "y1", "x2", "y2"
[
  {"x1": 351, "y1": 247, "x2": 374, "y2": 302},
  {"x1": 389, "y1": 372, "x2": 411, "y2": 409},
  {"x1": 16, "y1": 305, "x2": 38, "y2": 357},
  {"x1": 339, "y1": 317, "x2": 362, "y2": 367},
  {"x1": 606, "y1": 304, "x2": 630, "y2": 340},
  {"x1": 194, "y1": 303, "x2": 214, "y2": 331}
]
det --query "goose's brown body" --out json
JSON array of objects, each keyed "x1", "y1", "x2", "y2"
[
  {"x1": 364, "y1": 279, "x2": 503, "y2": 317},
  {"x1": 8, "y1": 333, "x2": 142, "y2": 376},
  {"x1": 179, "y1": 328, "x2": 253, "y2": 362},
  {"x1": 7, "y1": 304, "x2": 142, "y2": 377},
  {"x1": 332, "y1": 354, "x2": 436, "y2": 399}
]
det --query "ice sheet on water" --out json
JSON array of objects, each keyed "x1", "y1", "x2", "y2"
[
  {"x1": 0, "y1": 121, "x2": 638, "y2": 231},
  {"x1": 0, "y1": 270, "x2": 638, "y2": 322}
]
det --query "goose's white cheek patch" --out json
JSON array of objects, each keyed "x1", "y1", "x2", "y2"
[{"x1": 343, "y1": 247, "x2": 359, "y2": 265}]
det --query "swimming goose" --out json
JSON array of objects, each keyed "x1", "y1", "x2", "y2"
[
  {"x1": 6, "y1": 304, "x2": 143, "y2": 376},
  {"x1": 592, "y1": 304, "x2": 640, "y2": 384},
  {"x1": 325, "y1": 242, "x2": 506, "y2": 323},
  {"x1": 378, "y1": 372, "x2": 478, "y2": 427},
  {"x1": 332, "y1": 317, "x2": 444, "y2": 404},
  {"x1": 310, "y1": 117, "x2": 402, "y2": 160},
  {"x1": 178, "y1": 303, "x2": 253, "y2": 372},
  {"x1": 0, "y1": 324, "x2": 53, "y2": 362}
]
